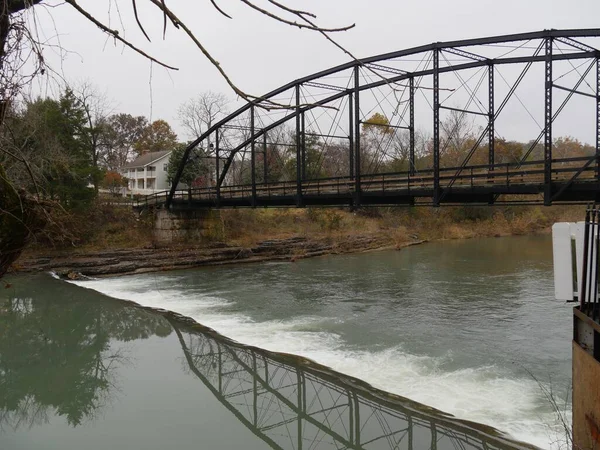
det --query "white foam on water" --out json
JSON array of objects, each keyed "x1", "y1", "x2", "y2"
[{"x1": 71, "y1": 276, "x2": 570, "y2": 450}]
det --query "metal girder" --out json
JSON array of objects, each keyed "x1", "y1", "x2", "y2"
[
  {"x1": 597, "y1": 58, "x2": 600, "y2": 182},
  {"x1": 295, "y1": 84, "x2": 302, "y2": 206},
  {"x1": 443, "y1": 47, "x2": 488, "y2": 62},
  {"x1": 556, "y1": 36, "x2": 599, "y2": 53},
  {"x1": 366, "y1": 62, "x2": 407, "y2": 75},
  {"x1": 166, "y1": 29, "x2": 600, "y2": 208},
  {"x1": 354, "y1": 66, "x2": 361, "y2": 206},
  {"x1": 439, "y1": 105, "x2": 489, "y2": 117},
  {"x1": 433, "y1": 48, "x2": 440, "y2": 206},
  {"x1": 251, "y1": 105, "x2": 257, "y2": 206},
  {"x1": 204, "y1": 50, "x2": 594, "y2": 197},
  {"x1": 544, "y1": 37, "x2": 553, "y2": 205},
  {"x1": 409, "y1": 77, "x2": 415, "y2": 177},
  {"x1": 304, "y1": 81, "x2": 347, "y2": 92},
  {"x1": 488, "y1": 64, "x2": 495, "y2": 170},
  {"x1": 552, "y1": 83, "x2": 598, "y2": 99},
  {"x1": 348, "y1": 92, "x2": 354, "y2": 179}
]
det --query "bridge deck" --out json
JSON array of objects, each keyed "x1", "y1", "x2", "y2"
[{"x1": 136, "y1": 158, "x2": 600, "y2": 209}]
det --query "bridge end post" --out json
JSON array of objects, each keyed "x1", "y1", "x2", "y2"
[{"x1": 543, "y1": 36, "x2": 553, "y2": 206}]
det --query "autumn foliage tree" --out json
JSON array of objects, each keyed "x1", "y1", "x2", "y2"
[
  {"x1": 134, "y1": 120, "x2": 178, "y2": 155},
  {"x1": 101, "y1": 170, "x2": 127, "y2": 196}
]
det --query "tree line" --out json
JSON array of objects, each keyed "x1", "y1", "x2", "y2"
[{"x1": 0, "y1": 87, "x2": 227, "y2": 209}]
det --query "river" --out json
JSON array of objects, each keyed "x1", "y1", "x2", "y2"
[{"x1": 1, "y1": 235, "x2": 571, "y2": 449}]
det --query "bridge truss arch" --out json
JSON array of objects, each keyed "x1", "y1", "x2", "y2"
[{"x1": 164, "y1": 29, "x2": 600, "y2": 209}]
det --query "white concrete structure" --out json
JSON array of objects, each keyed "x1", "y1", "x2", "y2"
[{"x1": 121, "y1": 150, "x2": 172, "y2": 195}]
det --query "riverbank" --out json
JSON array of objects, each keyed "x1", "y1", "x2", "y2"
[
  {"x1": 15, "y1": 234, "x2": 414, "y2": 278},
  {"x1": 11, "y1": 203, "x2": 584, "y2": 278}
]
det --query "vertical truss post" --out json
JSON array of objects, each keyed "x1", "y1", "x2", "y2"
[
  {"x1": 348, "y1": 391, "x2": 354, "y2": 445},
  {"x1": 296, "y1": 84, "x2": 303, "y2": 206},
  {"x1": 408, "y1": 415, "x2": 414, "y2": 450},
  {"x1": 297, "y1": 369, "x2": 303, "y2": 450},
  {"x1": 252, "y1": 353, "x2": 258, "y2": 428},
  {"x1": 354, "y1": 65, "x2": 362, "y2": 206},
  {"x1": 409, "y1": 76, "x2": 415, "y2": 176},
  {"x1": 348, "y1": 92, "x2": 354, "y2": 179},
  {"x1": 215, "y1": 129, "x2": 220, "y2": 207},
  {"x1": 353, "y1": 393, "x2": 361, "y2": 446},
  {"x1": 488, "y1": 64, "x2": 495, "y2": 170},
  {"x1": 301, "y1": 112, "x2": 306, "y2": 180},
  {"x1": 433, "y1": 48, "x2": 440, "y2": 206},
  {"x1": 596, "y1": 58, "x2": 600, "y2": 183},
  {"x1": 217, "y1": 344, "x2": 223, "y2": 394},
  {"x1": 263, "y1": 132, "x2": 268, "y2": 184},
  {"x1": 544, "y1": 37, "x2": 553, "y2": 205},
  {"x1": 250, "y1": 105, "x2": 257, "y2": 207}
]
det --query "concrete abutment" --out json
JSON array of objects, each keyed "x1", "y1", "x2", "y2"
[{"x1": 153, "y1": 209, "x2": 222, "y2": 246}]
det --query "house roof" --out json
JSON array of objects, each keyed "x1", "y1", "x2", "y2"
[{"x1": 122, "y1": 150, "x2": 172, "y2": 169}]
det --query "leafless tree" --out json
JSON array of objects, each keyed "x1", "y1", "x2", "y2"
[
  {"x1": 73, "y1": 81, "x2": 113, "y2": 191},
  {"x1": 177, "y1": 91, "x2": 228, "y2": 143}
]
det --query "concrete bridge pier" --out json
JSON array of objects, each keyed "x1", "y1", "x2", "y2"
[{"x1": 153, "y1": 209, "x2": 219, "y2": 246}]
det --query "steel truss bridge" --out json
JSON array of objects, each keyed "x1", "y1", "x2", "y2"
[
  {"x1": 154, "y1": 29, "x2": 600, "y2": 210},
  {"x1": 168, "y1": 320, "x2": 531, "y2": 450}
]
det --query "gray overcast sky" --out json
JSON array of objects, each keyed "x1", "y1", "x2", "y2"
[{"x1": 28, "y1": 0, "x2": 600, "y2": 140}]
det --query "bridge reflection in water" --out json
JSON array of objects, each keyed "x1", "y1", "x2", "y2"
[{"x1": 170, "y1": 320, "x2": 532, "y2": 450}]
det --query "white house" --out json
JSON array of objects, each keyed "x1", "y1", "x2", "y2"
[{"x1": 121, "y1": 150, "x2": 172, "y2": 195}]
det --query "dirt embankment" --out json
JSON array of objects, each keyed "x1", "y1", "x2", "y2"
[{"x1": 15, "y1": 234, "x2": 424, "y2": 279}]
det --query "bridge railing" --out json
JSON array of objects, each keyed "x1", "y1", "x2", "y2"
[{"x1": 134, "y1": 156, "x2": 598, "y2": 207}]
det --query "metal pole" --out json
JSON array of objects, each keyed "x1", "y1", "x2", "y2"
[
  {"x1": 296, "y1": 84, "x2": 302, "y2": 206},
  {"x1": 488, "y1": 64, "x2": 495, "y2": 170},
  {"x1": 348, "y1": 92, "x2": 354, "y2": 179},
  {"x1": 301, "y1": 112, "x2": 306, "y2": 180},
  {"x1": 215, "y1": 129, "x2": 220, "y2": 207},
  {"x1": 596, "y1": 58, "x2": 600, "y2": 182},
  {"x1": 250, "y1": 105, "x2": 257, "y2": 207},
  {"x1": 544, "y1": 37, "x2": 553, "y2": 206},
  {"x1": 297, "y1": 369, "x2": 303, "y2": 450},
  {"x1": 409, "y1": 76, "x2": 415, "y2": 176},
  {"x1": 263, "y1": 132, "x2": 268, "y2": 184},
  {"x1": 433, "y1": 48, "x2": 440, "y2": 206},
  {"x1": 354, "y1": 65, "x2": 361, "y2": 206}
]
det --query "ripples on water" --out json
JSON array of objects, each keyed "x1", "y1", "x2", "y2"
[{"x1": 71, "y1": 235, "x2": 572, "y2": 449}]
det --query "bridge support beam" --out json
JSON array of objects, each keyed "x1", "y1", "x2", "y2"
[
  {"x1": 544, "y1": 37, "x2": 553, "y2": 206},
  {"x1": 354, "y1": 65, "x2": 362, "y2": 207},
  {"x1": 488, "y1": 64, "x2": 495, "y2": 205},
  {"x1": 488, "y1": 64, "x2": 495, "y2": 170},
  {"x1": 433, "y1": 48, "x2": 440, "y2": 206},
  {"x1": 348, "y1": 92, "x2": 354, "y2": 180},
  {"x1": 296, "y1": 84, "x2": 303, "y2": 207},
  {"x1": 251, "y1": 105, "x2": 257, "y2": 207},
  {"x1": 215, "y1": 129, "x2": 221, "y2": 207},
  {"x1": 263, "y1": 133, "x2": 268, "y2": 184},
  {"x1": 596, "y1": 58, "x2": 600, "y2": 184},
  {"x1": 409, "y1": 76, "x2": 415, "y2": 177}
]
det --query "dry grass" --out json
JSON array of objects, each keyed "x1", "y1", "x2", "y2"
[{"x1": 23, "y1": 203, "x2": 587, "y2": 255}]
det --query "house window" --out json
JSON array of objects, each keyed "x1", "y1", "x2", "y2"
[
  {"x1": 163, "y1": 163, "x2": 168, "y2": 171},
  {"x1": 137, "y1": 168, "x2": 144, "y2": 172}
]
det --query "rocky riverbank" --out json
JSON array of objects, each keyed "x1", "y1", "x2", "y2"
[{"x1": 14, "y1": 234, "x2": 424, "y2": 279}]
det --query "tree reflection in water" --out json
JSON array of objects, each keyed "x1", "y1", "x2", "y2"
[{"x1": 0, "y1": 285, "x2": 172, "y2": 430}]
